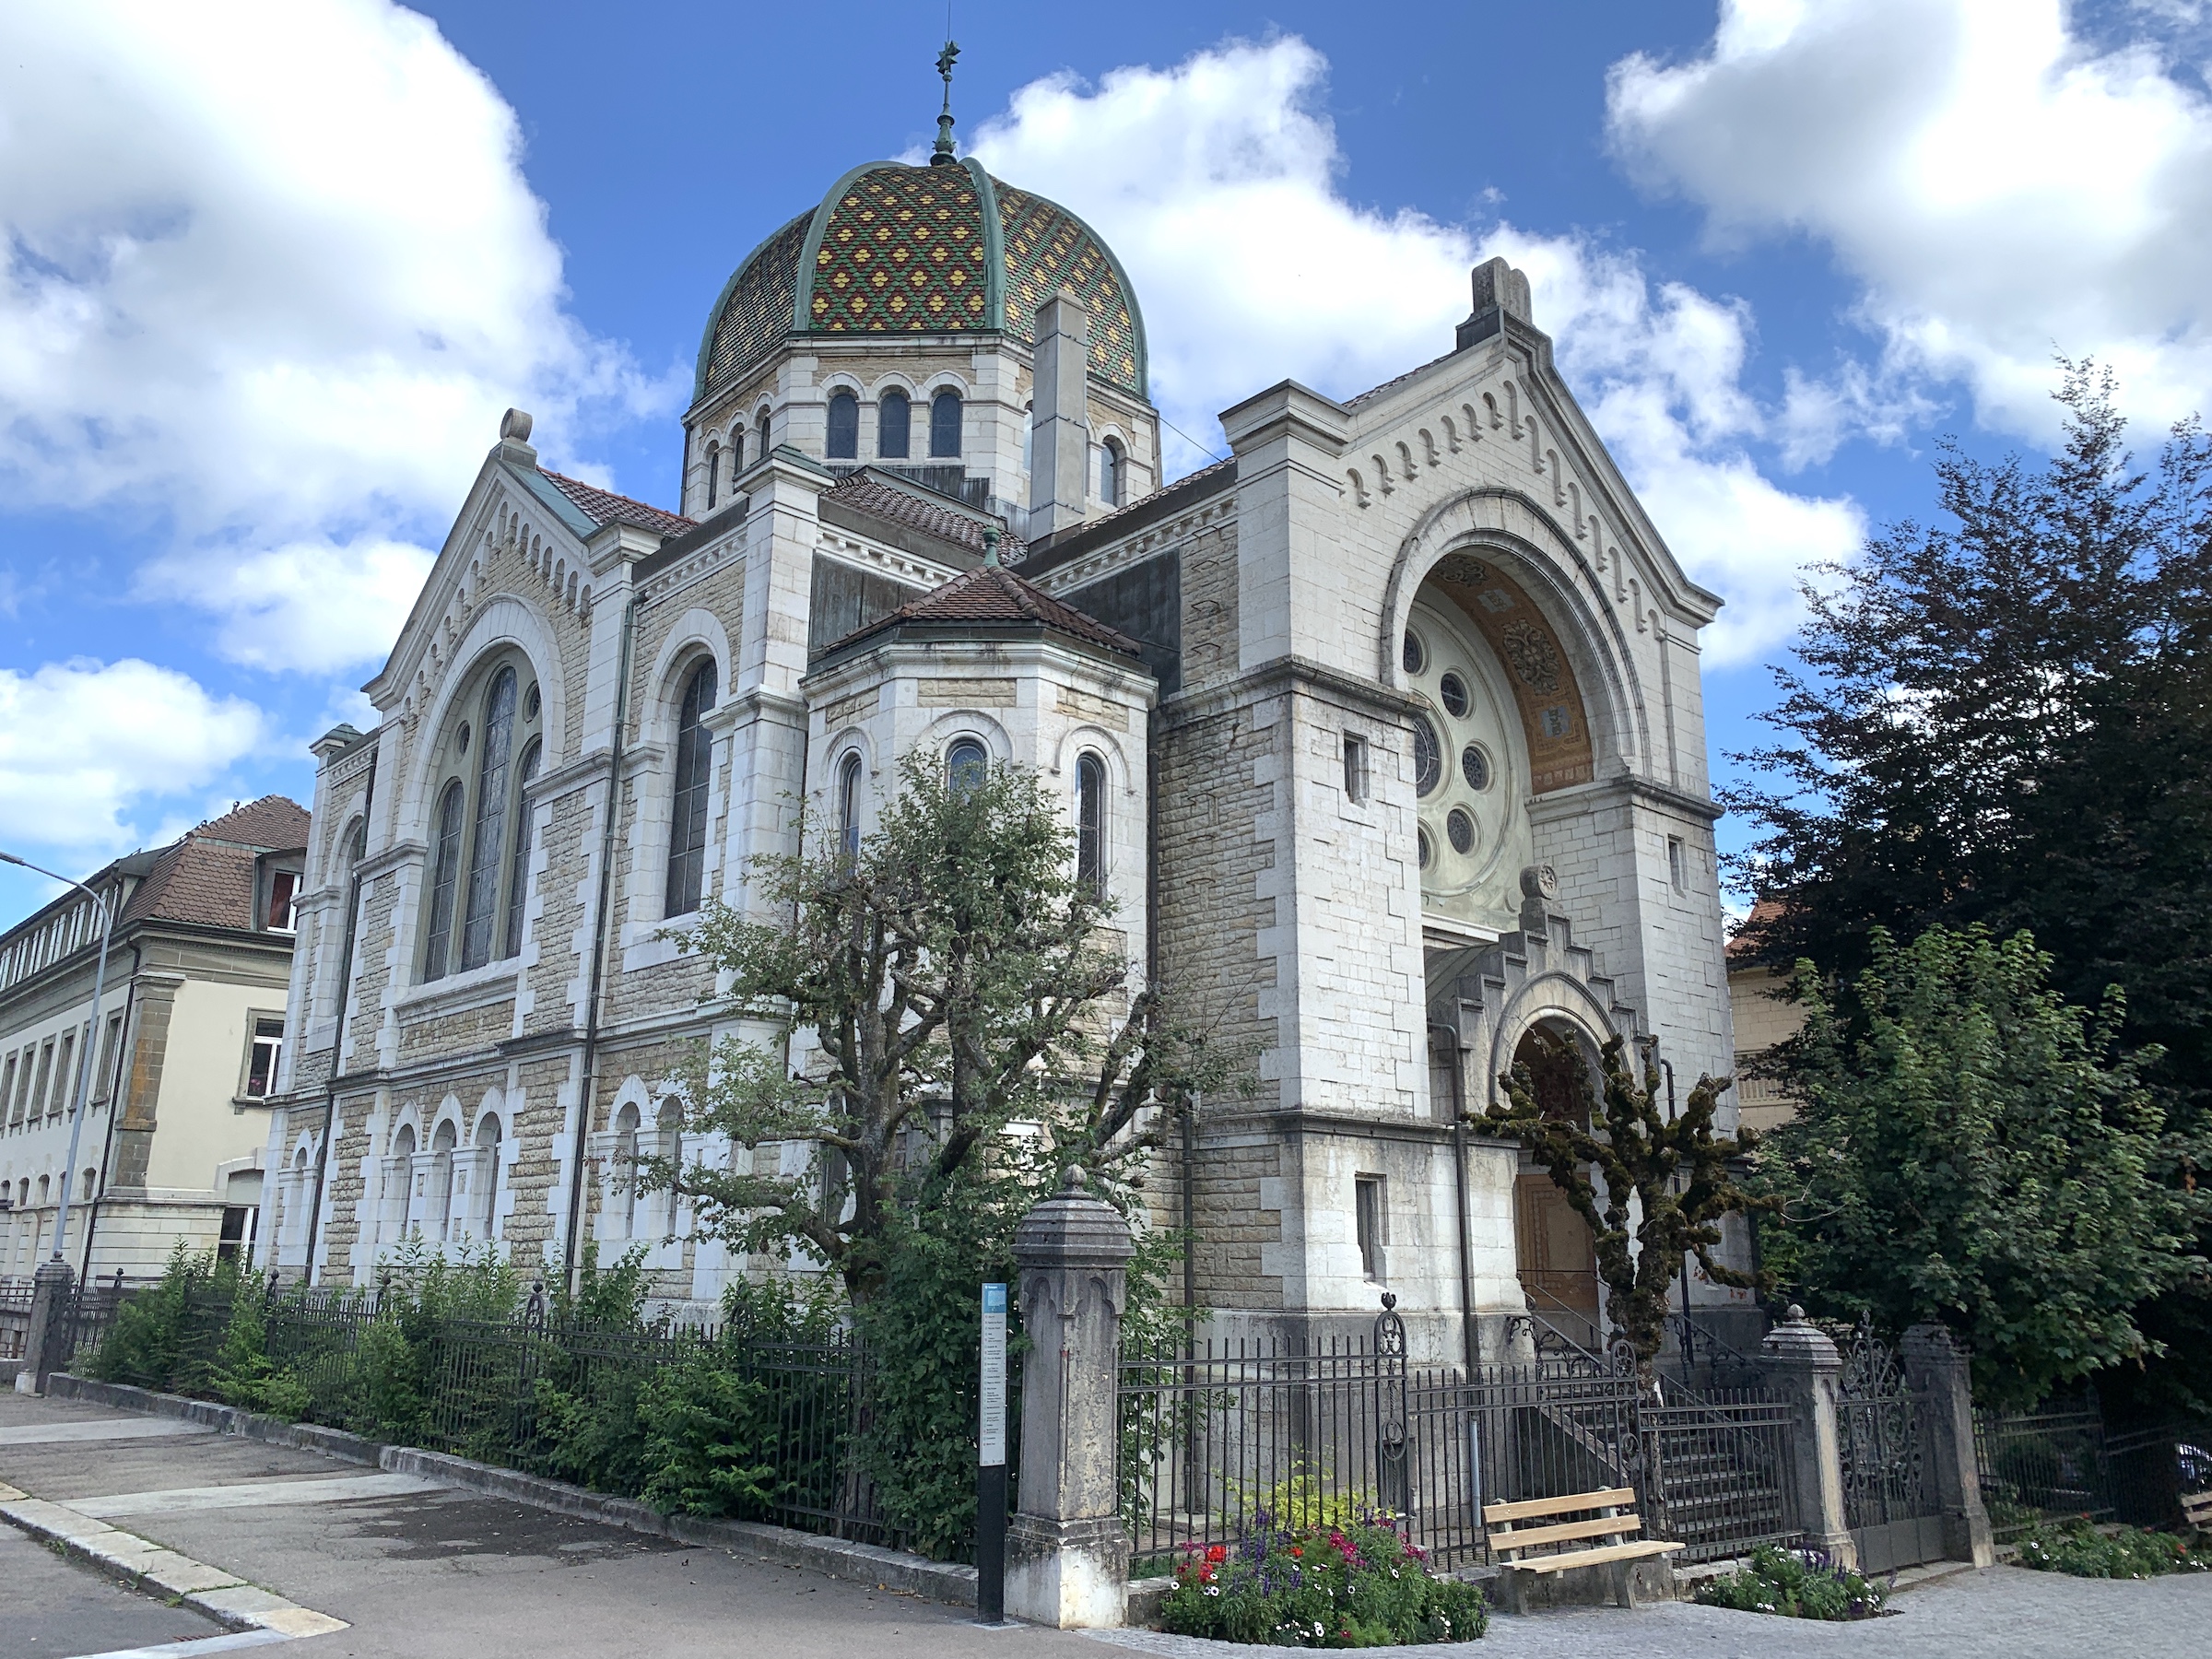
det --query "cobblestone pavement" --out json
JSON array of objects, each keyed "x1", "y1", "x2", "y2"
[{"x1": 1090, "y1": 1565, "x2": 2212, "y2": 1659}]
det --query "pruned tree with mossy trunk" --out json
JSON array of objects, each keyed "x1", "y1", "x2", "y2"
[
  {"x1": 1480, "y1": 1033, "x2": 1775, "y2": 1375},
  {"x1": 639, "y1": 750, "x2": 1237, "y2": 1306}
]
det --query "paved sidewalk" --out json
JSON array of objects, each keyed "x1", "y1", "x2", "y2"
[{"x1": 5, "y1": 1388, "x2": 2207, "y2": 1659}]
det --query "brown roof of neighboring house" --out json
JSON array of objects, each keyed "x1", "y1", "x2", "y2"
[
  {"x1": 823, "y1": 562, "x2": 1145, "y2": 662},
  {"x1": 539, "y1": 470, "x2": 697, "y2": 539},
  {"x1": 1726, "y1": 897, "x2": 1791, "y2": 963},
  {"x1": 117, "y1": 796, "x2": 310, "y2": 933}
]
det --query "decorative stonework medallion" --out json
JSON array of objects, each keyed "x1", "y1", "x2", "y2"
[{"x1": 1500, "y1": 620, "x2": 1562, "y2": 694}]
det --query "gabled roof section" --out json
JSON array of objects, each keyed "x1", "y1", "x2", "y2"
[
  {"x1": 823, "y1": 469, "x2": 1022, "y2": 563},
  {"x1": 821, "y1": 562, "x2": 1145, "y2": 664},
  {"x1": 536, "y1": 470, "x2": 695, "y2": 539},
  {"x1": 118, "y1": 795, "x2": 310, "y2": 933},
  {"x1": 1017, "y1": 455, "x2": 1238, "y2": 575}
]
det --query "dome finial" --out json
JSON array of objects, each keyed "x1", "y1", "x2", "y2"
[{"x1": 931, "y1": 40, "x2": 960, "y2": 166}]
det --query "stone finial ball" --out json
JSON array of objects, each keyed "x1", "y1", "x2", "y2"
[{"x1": 1786, "y1": 1303, "x2": 1806, "y2": 1321}]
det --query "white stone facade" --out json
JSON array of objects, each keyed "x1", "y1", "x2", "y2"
[{"x1": 255, "y1": 157, "x2": 1745, "y2": 1360}]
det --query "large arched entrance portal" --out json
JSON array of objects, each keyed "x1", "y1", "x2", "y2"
[{"x1": 1509, "y1": 1026, "x2": 1601, "y2": 1349}]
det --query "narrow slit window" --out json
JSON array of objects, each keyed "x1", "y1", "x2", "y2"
[
  {"x1": 1100, "y1": 437, "x2": 1125, "y2": 507},
  {"x1": 422, "y1": 780, "x2": 465, "y2": 982},
  {"x1": 704, "y1": 440, "x2": 720, "y2": 510},
  {"x1": 665, "y1": 660, "x2": 719, "y2": 916},
  {"x1": 503, "y1": 737, "x2": 543, "y2": 959},
  {"x1": 1076, "y1": 753, "x2": 1106, "y2": 895},
  {"x1": 1356, "y1": 1175, "x2": 1387, "y2": 1283},
  {"x1": 1342, "y1": 734, "x2": 1369, "y2": 803},
  {"x1": 838, "y1": 752, "x2": 863, "y2": 862},
  {"x1": 1667, "y1": 835, "x2": 1688, "y2": 893}
]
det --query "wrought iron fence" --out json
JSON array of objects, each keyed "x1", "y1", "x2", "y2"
[
  {"x1": 1641, "y1": 1392, "x2": 1799, "y2": 1562},
  {"x1": 1974, "y1": 1399, "x2": 2112, "y2": 1538},
  {"x1": 2099, "y1": 1421, "x2": 2212, "y2": 1532}
]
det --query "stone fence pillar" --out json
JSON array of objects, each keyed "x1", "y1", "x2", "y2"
[
  {"x1": 1006, "y1": 1168, "x2": 1133, "y2": 1629},
  {"x1": 1759, "y1": 1305, "x2": 1857, "y2": 1567},
  {"x1": 16, "y1": 1258, "x2": 75, "y2": 1395},
  {"x1": 1901, "y1": 1324, "x2": 1995, "y2": 1567}
]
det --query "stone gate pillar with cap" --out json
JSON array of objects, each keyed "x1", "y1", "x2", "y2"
[
  {"x1": 1760, "y1": 1305, "x2": 1857, "y2": 1567},
  {"x1": 1901, "y1": 1323, "x2": 1996, "y2": 1566},
  {"x1": 1005, "y1": 1168, "x2": 1134, "y2": 1629}
]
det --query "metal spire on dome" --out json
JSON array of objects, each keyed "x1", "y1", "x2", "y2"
[{"x1": 931, "y1": 40, "x2": 959, "y2": 165}]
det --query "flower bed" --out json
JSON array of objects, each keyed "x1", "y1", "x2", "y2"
[
  {"x1": 1693, "y1": 1546, "x2": 1889, "y2": 1620},
  {"x1": 2013, "y1": 1521, "x2": 2207, "y2": 1578},
  {"x1": 1159, "y1": 1517, "x2": 1487, "y2": 1647}
]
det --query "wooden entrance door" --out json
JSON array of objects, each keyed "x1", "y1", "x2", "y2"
[{"x1": 1514, "y1": 1174, "x2": 1601, "y2": 1346}]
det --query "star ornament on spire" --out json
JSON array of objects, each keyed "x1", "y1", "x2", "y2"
[{"x1": 931, "y1": 40, "x2": 960, "y2": 165}]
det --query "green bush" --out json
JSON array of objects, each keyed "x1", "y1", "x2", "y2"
[
  {"x1": 1694, "y1": 1546, "x2": 1889, "y2": 1619},
  {"x1": 2013, "y1": 1521, "x2": 2208, "y2": 1578},
  {"x1": 1159, "y1": 1518, "x2": 1487, "y2": 1648},
  {"x1": 87, "y1": 1243, "x2": 233, "y2": 1393}
]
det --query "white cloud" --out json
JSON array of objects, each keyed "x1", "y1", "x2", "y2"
[
  {"x1": 0, "y1": 659, "x2": 265, "y2": 858},
  {"x1": 0, "y1": 0, "x2": 675, "y2": 669},
  {"x1": 1608, "y1": 0, "x2": 2212, "y2": 441},
  {"x1": 140, "y1": 536, "x2": 435, "y2": 676},
  {"x1": 971, "y1": 37, "x2": 1860, "y2": 662}
]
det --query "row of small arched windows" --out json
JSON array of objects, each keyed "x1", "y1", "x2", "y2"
[
  {"x1": 836, "y1": 740, "x2": 1107, "y2": 893},
  {"x1": 826, "y1": 388, "x2": 962, "y2": 463}
]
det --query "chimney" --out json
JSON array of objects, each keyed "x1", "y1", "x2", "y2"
[{"x1": 1027, "y1": 291, "x2": 1092, "y2": 540}]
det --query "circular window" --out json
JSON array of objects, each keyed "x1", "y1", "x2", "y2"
[
  {"x1": 1413, "y1": 716, "x2": 1442, "y2": 795},
  {"x1": 1439, "y1": 673, "x2": 1469, "y2": 718},
  {"x1": 1418, "y1": 827, "x2": 1433, "y2": 869},
  {"x1": 524, "y1": 683, "x2": 541, "y2": 720},
  {"x1": 1402, "y1": 629, "x2": 1425, "y2": 676},
  {"x1": 1461, "y1": 745, "x2": 1492, "y2": 792},
  {"x1": 456, "y1": 722, "x2": 471, "y2": 755},
  {"x1": 1447, "y1": 808, "x2": 1477, "y2": 854}
]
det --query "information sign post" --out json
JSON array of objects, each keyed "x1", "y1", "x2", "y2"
[{"x1": 977, "y1": 1280, "x2": 1008, "y2": 1624}]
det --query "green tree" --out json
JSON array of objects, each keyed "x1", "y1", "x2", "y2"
[
  {"x1": 1759, "y1": 925, "x2": 2206, "y2": 1408},
  {"x1": 643, "y1": 750, "x2": 1234, "y2": 1303},
  {"x1": 1481, "y1": 1033, "x2": 1773, "y2": 1376}
]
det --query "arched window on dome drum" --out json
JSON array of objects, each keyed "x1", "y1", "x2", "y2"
[
  {"x1": 827, "y1": 391, "x2": 859, "y2": 460},
  {"x1": 838, "y1": 752, "x2": 863, "y2": 863},
  {"x1": 878, "y1": 391, "x2": 911, "y2": 459},
  {"x1": 1076, "y1": 753, "x2": 1106, "y2": 896},
  {"x1": 704, "y1": 441, "x2": 719, "y2": 511},
  {"x1": 728, "y1": 427, "x2": 744, "y2": 477},
  {"x1": 459, "y1": 666, "x2": 517, "y2": 971},
  {"x1": 422, "y1": 781, "x2": 465, "y2": 982},
  {"x1": 503, "y1": 737, "x2": 542, "y2": 960},
  {"x1": 755, "y1": 409, "x2": 771, "y2": 466},
  {"x1": 930, "y1": 389, "x2": 962, "y2": 458},
  {"x1": 947, "y1": 736, "x2": 987, "y2": 795},
  {"x1": 665, "y1": 660, "x2": 718, "y2": 917},
  {"x1": 1100, "y1": 438, "x2": 1125, "y2": 508}
]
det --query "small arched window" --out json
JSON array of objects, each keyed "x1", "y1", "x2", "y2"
[
  {"x1": 1100, "y1": 438, "x2": 1125, "y2": 508},
  {"x1": 613, "y1": 1100, "x2": 641, "y2": 1238},
  {"x1": 502, "y1": 738, "x2": 543, "y2": 959},
  {"x1": 929, "y1": 388, "x2": 962, "y2": 457},
  {"x1": 475, "y1": 1112, "x2": 502, "y2": 1239},
  {"x1": 1076, "y1": 752, "x2": 1107, "y2": 896},
  {"x1": 422, "y1": 781, "x2": 465, "y2": 982},
  {"x1": 878, "y1": 391, "x2": 911, "y2": 459},
  {"x1": 729, "y1": 428, "x2": 745, "y2": 477},
  {"x1": 756, "y1": 408, "x2": 771, "y2": 465},
  {"x1": 947, "y1": 737, "x2": 988, "y2": 795},
  {"x1": 827, "y1": 391, "x2": 859, "y2": 460},
  {"x1": 665, "y1": 660, "x2": 719, "y2": 916},
  {"x1": 838, "y1": 751, "x2": 864, "y2": 860},
  {"x1": 704, "y1": 440, "x2": 720, "y2": 510},
  {"x1": 460, "y1": 666, "x2": 517, "y2": 971}
]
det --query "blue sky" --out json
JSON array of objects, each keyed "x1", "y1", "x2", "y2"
[{"x1": 6, "y1": 0, "x2": 2212, "y2": 926}]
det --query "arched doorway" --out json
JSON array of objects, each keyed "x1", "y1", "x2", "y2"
[{"x1": 1510, "y1": 1026, "x2": 1602, "y2": 1349}]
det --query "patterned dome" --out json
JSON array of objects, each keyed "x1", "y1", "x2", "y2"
[{"x1": 694, "y1": 158, "x2": 1148, "y2": 405}]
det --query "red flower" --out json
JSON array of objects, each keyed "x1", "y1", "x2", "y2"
[
  {"x1": 1289, "y1": 1547, "x2": 1303, "y2": 1558},
  {"x1": 1206, "y1": 1545, "x2": 1228, "y2": 1564}
]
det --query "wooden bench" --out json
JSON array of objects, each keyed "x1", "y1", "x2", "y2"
[
  {"x1": 1483, "y1": 1488, "x2": 1683, "y2": 1611},
  {"x1": 2183, "y1": 1488, "x2": 2212, "y2": 1533}
]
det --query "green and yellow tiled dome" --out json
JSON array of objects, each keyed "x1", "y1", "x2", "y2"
[{"x1": 694, "y1": 159, "x2": 1148, "y2": 406}]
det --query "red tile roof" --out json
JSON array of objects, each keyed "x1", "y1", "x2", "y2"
[
  {"x1": 826, "y1": 563, "x2": 1144, "y2": 661},
  {"x1": 1726, "y1": 897, "x2": 1790, "y2": 962},
  {"x1": 823, "y1": 472, "x2": 1026, "y2": 560},
  {"x1": 116, "y1": 796, "x2": 310, "y2": 932},
  {"x1": 540, "y1": 470, "x2": 696, "y2": 539}
]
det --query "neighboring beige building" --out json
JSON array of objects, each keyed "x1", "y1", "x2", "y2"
[
  {"x1": 0, "y1": 799, "x2": 307, "y2": 1281},
  {"x1": 258, "y1": 124, "x2": 1747, "y2": 1361},
  {"x1": 1727, "y1": 900, "x2": 1805, "y2": 1135}
]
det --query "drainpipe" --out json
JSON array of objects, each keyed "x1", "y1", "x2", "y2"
[
  {"x1": 76, "y1": 937, "x2": 143, "y2": 1282},
  {"x1": 1430, "y1": 1020, "x2": 1478, "y2": 1378},
  {"x1": 565, "y1": 594, "x2": 638, "y2": 1293},
  {"x1": 306, "y1": 749, "x2": 376, "y2": 1286}
]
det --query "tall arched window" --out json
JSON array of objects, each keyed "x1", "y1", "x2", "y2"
[
  {"x1": 1076, "y1": 753, "x2": 1107, "y2": 895},
  {"x1": 838, "y1": 752, "x2": 863, "y2": 860},
  {"x1": 665, "y1": 660, "x2": 718, "y2": 916},
  {"x1": 704, "y1": 440, "x2": 720, "y2": 510},
  {"x1": 947, "y1": 736, "x2": 988, "y2": 795},
  {"x1": 613, "y1": 1101, "x2": 641, "y2": 1239},
  {"x1": 827, "y1": 390, "x2": 859, "y2": 459},
  {"x1": 878, "y1": 391, "x2": 911, "y2": 458},
  {"x1": 475, "y1": 1112, "x2": 502, "y2": 1240},
  {"x1": 422, "y1": 782, "x2": 465, "y2": 981},
  {"x1": 929, "y1": 388, "x2": 962, "y2": 457},
  {"x1": 459, "y1": 667, "x2": 517, "y2": 971},
  {"x1": 755, "y1": 408, "x2": 771, "y2": 465},
  {"x1": 502, "y1": 737, "x2": 543, "y2": 959},
  {"x1": 729, "y1": 427, "x2": 745, "y2": 477},
  {"x1": 1100, "y1": 438, "x2": 1125, "y2": 508}
]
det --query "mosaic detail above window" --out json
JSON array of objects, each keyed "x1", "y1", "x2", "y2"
[
  {"x1": 995, "y1": 183, "x2": 1143, "y2": 396},
  {"x1": 808, "y1": 168, "x2": 988, "y2": 337},
  {"x1": 700, "y1": 212, "x2": 808, "y2": 395}
]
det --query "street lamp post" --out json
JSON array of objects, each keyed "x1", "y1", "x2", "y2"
[{"x1": 0, "y1": 858, "x2": 116, "y2": 1300}]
